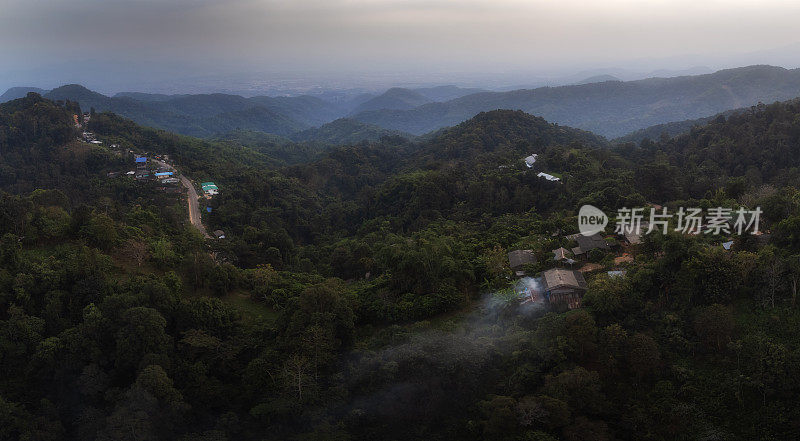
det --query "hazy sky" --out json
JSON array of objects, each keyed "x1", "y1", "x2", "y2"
[{"x1": 2, "y1": 0, "x2": 799, "y2": 92}]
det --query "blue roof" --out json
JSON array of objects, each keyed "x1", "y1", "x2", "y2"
[
  {"x1": 722, "y1": 241, "x2": 734, "y2": 250},
  {"x1": 135, "y1": 157, "x2": 147, "y2": 163}
]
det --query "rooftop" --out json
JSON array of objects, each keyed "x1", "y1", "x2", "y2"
[
  {"x1": 543, "y1": 268, "x2": 588, "y2": 291},
  {"x1": 574, "y1": 233, "x2": 610, "y2": 255},
  {"x1": 552, "y1": 247, "x2": 571, "y2": 261},
  {"x1": 508, "y1": 249, "x2": 536, "y2": 269}
]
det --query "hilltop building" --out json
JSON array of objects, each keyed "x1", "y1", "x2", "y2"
[{"x1": 537, "y1": 172, "x2": 560, "y2": 181}]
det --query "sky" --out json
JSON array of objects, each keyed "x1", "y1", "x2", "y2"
[{"x1": 1, "y1": 0, "x2": 800, "y2": 94}]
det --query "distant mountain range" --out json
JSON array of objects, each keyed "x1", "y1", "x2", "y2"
[
  {"x1": 350, "y1": 88, "x2": 433, "y2": 114},
  {"x1": 0, "y1": 87, "x2": 48, "y2": 102},
  {"x1": 350, "y1": 65, "x2": 800, "y2": 138},
  {"x1": 291, "y1": 118, "x2": 413, "y2": 144},
  {"x1": 356, "y1": 65, "x2": 800, "y2": 138},
  {"x1": 6, "y1": 65, "x2": 800, "y2": 141}
]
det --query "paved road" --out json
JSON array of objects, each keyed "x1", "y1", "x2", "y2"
[
  {"x1": 153, "y1": 159, "x2": 210, "y2": 238},
  {"x1": 181, "y1": 174, "x2": 210, "y2": 238}
]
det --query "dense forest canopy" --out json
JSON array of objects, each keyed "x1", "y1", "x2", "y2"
[{"x1": 2, "y1": 92, "x2": 800, "y2": 440}]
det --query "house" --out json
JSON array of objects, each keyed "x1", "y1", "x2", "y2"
[
  {"x1": 508, "y1": 249, "x2": 536, "y2": 276},
  {"x1": 623, "y1": 230, "x2": 642, "y2": 245},
  {"x1": 213, "y1": 230, "x2": 226, "y2": 239},
  {"x1": 537, "y1": 172, "x2": 560, "y2": 181},
  {"x1": 722, "y1": 240, "x2": 734, "y2": 251},
  {"x1": 621, "y1": 221, "x2": 649, "y2": 245},
  {"x1": 201, "y1": 182, "x2": 219, "y2": 197},
  {"x1": 542, "y1": 268, "x2": 588, "y2": 310},
  {"x1": 523, "y1": 154, "x2": 538, "y2": 168},
  {"x1": 552, "y1": 247, "x2": 572, "y2": 261},
  {"x1": 571, "y1": 233, "x2": 611, "y2": 257},
  {"x1": 608, "y1": 270, "x2": 627, "y2": 278}
]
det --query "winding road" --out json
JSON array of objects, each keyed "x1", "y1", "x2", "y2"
[
  {"x1": 181, "y1": 174, "x2": 210, "y2": 238},
  {"x1": 153, "y1": 158, "x2": 210, "y2": 238}
]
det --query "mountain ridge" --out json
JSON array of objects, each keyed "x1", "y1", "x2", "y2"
[{"x1": 352, "y1": 65, "x2": 800, "y2": 138}]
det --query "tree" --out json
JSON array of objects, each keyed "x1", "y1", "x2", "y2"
[
  {"x1": 114, "y1": 307, "x2": 170, "y2": 373},
  {"x1": 758, "y1": 249, "x2": 785, "y2": 308},
  {"x1": 694, "y1": 304, "x2": 735, "y2": 352},
  {"x1": 283, "y1": 354, "x2": 314, "y2": 402},
  {"x1": 123, "y1": 239, "x2": 149, "y2": 268},
  {"x1": 82, "y1": 212, "x2": 118, "y2": 251},
  {"x1": 582, "y1": 276, "x2": 625, "y2": 319},
  {"x1": 479, "y1": 395, "x2": 518, "y2": 440},
  {"x1": 564, "y1": 309, "x2": 597, "y2": 361},
  {"x1": 627, "y1": 333, "x2": 660, "y2": 380},
  {"x1": 150, "y1": 238, "x2": 177, "y2": 267},
  {"x1": 788, "y1": 254, "x2": 800, "y2": 307},
  {"x1": 562, "y1": 416, "x2": 610, "y2": 441}
]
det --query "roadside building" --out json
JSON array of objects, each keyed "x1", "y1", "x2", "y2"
[
  {"x1": 213, "y1": 230, "x2": 226, "y2": 239},
  {"x1": 201, "y1": 182, "x2": 219, "y2": 197}
]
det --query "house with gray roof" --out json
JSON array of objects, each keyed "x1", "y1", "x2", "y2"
[{"x1": 542, "y1": 268, "x2": 588, "y2": 310}]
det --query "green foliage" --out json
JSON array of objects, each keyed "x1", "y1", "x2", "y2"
[{"x1": 5, "y1": 91, "x2": 800, "y2": 440}]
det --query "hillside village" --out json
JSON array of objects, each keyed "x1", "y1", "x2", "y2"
[
  {"x1": 79, "y1": 120, "x2": 224, "y2": 239},
  {"x1": 509, "y1": 220, "x2": 766, "y2": 311}
]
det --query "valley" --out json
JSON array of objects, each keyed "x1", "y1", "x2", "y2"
[{"x1": 2, "y1": 89, "x2": 800, "y2": 439}]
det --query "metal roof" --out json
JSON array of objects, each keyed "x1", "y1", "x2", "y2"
[
  {"x1": 508, "y1": 249, "x2": 536, "y2": 269},
  {"x1": 543, "y1": 268, "x2": 588, "y2": 291}
]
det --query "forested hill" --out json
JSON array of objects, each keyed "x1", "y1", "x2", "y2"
[
  {"x1": 414, "y1": 110, "x2": 607, "y2": 164},
  {"x1": 350, "y1": 87, "x2": 432, "y2": 113},
  {"x1": 0, "y1": 93, "x2": 115, "y2": 197},
  {"x1": 616, "y1": 99, "x2": 800, "y2": 200},
  {"x1": 289, "y1": 118, "x2": 412, "y2": 144},
  {"x1": 9, "y1": 65, "x2": 800, "y2": 144},
  {"x1": 613, "y1": 107, "x2": 748, "y2": 144},
  {"x1": 352, "y1": 65, "x2": 800, "y2": 137},
  {"x1": 6, "y1": 93, "x2": 800, "y2": 440}
]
